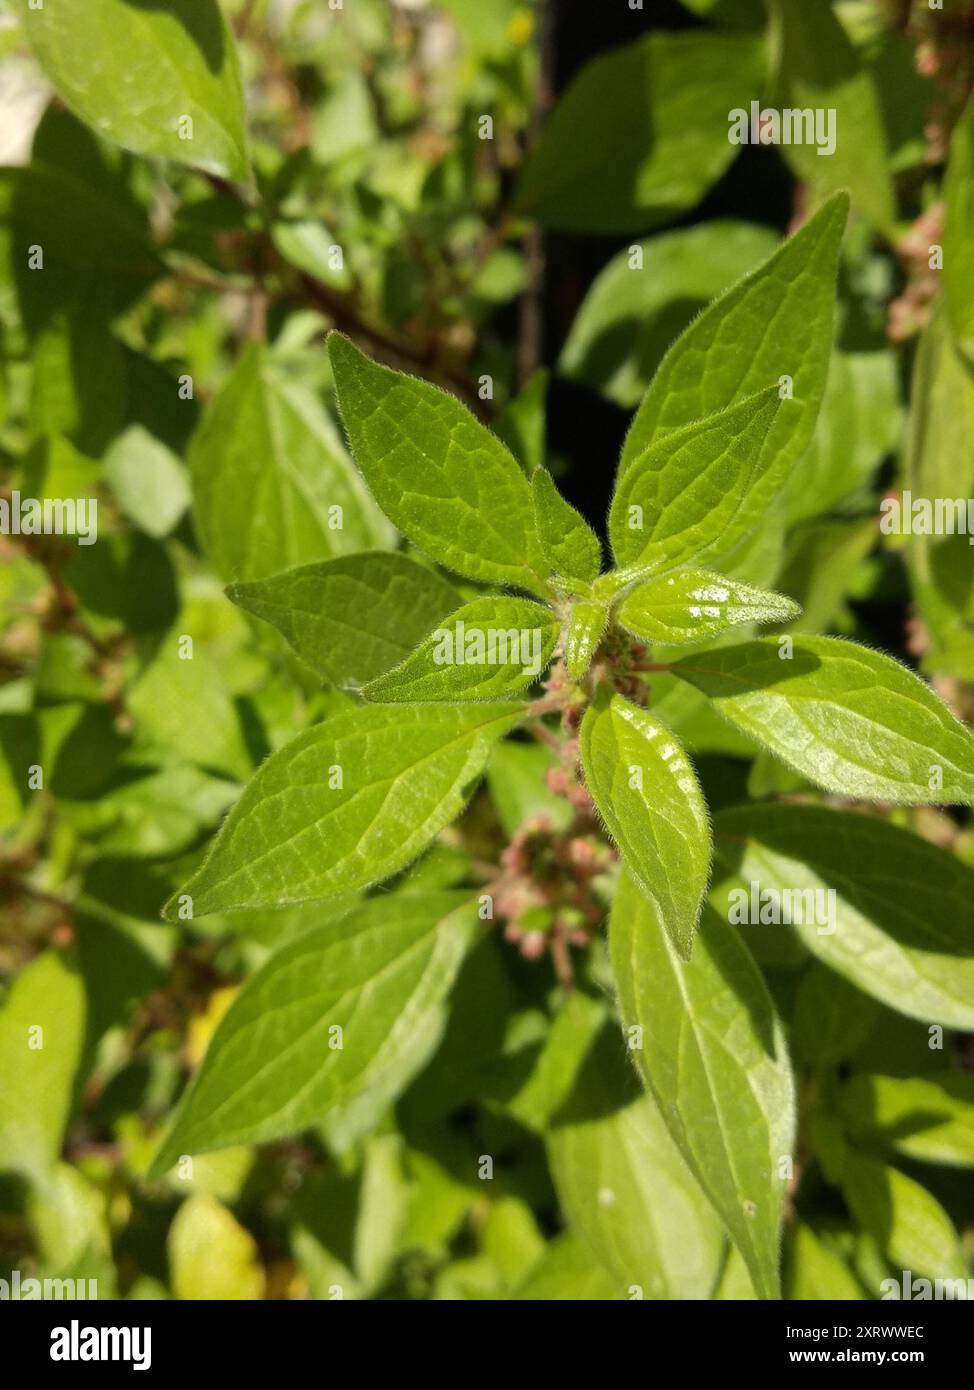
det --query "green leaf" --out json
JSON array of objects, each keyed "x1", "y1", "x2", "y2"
[
  {"x1": 496, "y1": 370, "x2": 548, "y2": 474},
  {"x1": 438, "y1": 0, "x2": 525, "y2": 57},
  {"x1": 271, "y1": 220, "x2": 352, "y2": 291},
  {"x1": 943, "y1": 97, "x2": 974, "y2": 362},
  {"x1": 580, "y1": 691, "x2": 710, "y2": 959},
  {"x1": 559, "y1": 222, "x2": 778, "y2": 409},
  {"x1": 27, "y1": 1161, "x2": 113, "y2": 1279},
  {"x1": 364, "y1": 596, "x2": 558, "y2": 703},
  {"x1": 514, "y1": 1235, "x2": 620, "y2": 1301},
  {"x1": 75, "y1": 766, "x2": 236, "y2": 861},
  {"x1": 839, "y1": 1073, "x2": 974, "y2": 1168},
  {"x1": 565, "y1": 600, "x2": 608, "y2": 680},
  {"x1": 103, "y1": 425, "x2": 191, "y2": 539},
  {"x1": 772, "y1": 518, "x2": 877, "y2": 636},
  {"x1": 0, "y1": 951, "x2": 86, "y2": 1181},
  {"x1": 24, "y1": 0, "x2": 249, "y2": 181},
  {"x1": 168, "y1": 1194, "x2": 264, "y2": 1300},
  {"x1": 164, "y1": 702, "x2": 523, "y2": 918},
  {"x1": 227, "y1": 552, "x2": 461, "y2": 688},
  {"x1": 616, "y1": 569, "x2": 800, "y2": 647},
  {"x1": 189, "y1": 344, "x2": 393, "y2": 584},
  {"x1": 713, "y1": 1246, "x2": 759, "y2": 1300},
  {"x1": 480, "y1": 1197, "x2": 546, "y2": 1291},
  {"x1": 0, "y1": 159, "x2": 156, "y2": 313},
  {"x1": 0, "y1": 133, "x2": 157, "y2": 452},
  {"x1": 515, "y1": 33, "x2": 764, "y2": 233},
  {"x1": 311, "y1": 66, "x2": 378, "y2": 163},
  {"x1": 610, "y1": 389, "x2": 782, "y2": 574},
  {"x1": 768, "y1": 0, "x2": 895, "y2": 228},
  {"x1": 841, "y1": 1155, "x2": 968, "y2": 1283},
  {"x1": 618, "y1": 195, "x2": 848, "y2": 510},
  {"x1": 676, "y1": 636, "x2": 974, "y2": 805},
  {"x1": 680, "y1": 0, "x2": 765, "y2": 24},
  {"x1": 128, "y1": 633, "x2": 252, "y2": 783},
  {"x1": 548, "y1": 1022, "x2": 723, "y2": 1299},
  {"x1": 712, "y1": 804, "x2": 974, "y2": 1030},
  {"x1": 150, "y1": 894, "x2": 477, "y2": 1172},
  {"x1": 781, "y1": 349, "x2": 900, "y2": 525},
  {"x1": 531, "y1": 469, "x2": 601, "y2": 585},
  {"x1": 784, "y1": 1223, "x2": 864, "y2": 1301},
  {"x1": 905, "y1": 315, "x2": 974, "y2": 679},
  {"x1": 328, "y1": 334, "x2": 548, "y2": 593},
  {"x1": 792, "y1": 963, "x2": 878, "y2": 1070},
  {"x1": 610, "y1": 877, "x2": 795, "y2": 1300},
  {"x1": 354, "y1": 1135, "x2": 410, "y2": 1290},
  {"x1": 871, "y1": 29, "x2": 936, "y2": 174},
  {"x1": 505, "y1": 992, "x2": 606, "y2": 1134}
]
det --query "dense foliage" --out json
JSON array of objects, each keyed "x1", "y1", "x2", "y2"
[{"x1": 1, "y1": 0, "x2": 974, "y2": 1303}]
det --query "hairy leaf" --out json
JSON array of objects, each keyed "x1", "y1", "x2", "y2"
[
  {"x1": 565, "y1": 600, "x2": 608, "y2": 680},
  {"x1": 610, "y1": 877, "x2": 795, "y2": 1300},
  {"x1": 580, "y1": 692, "x2": 710, "y2": 959},
  {"x1": 164, "y1": 703, "x2": 523, "y2": 918},
  {"x1": 616, "y1": 569, "x2": 800, "y2": 647},
  {"x1": 610, "y1": 390, "x2": 782, "y2": 572},
  {"x1": 150, "y1": 895, "x2": 476, "y2": 1171},
  {"x1": 674, "y1": 636, "x2": 974, "y2": 804},
  {"x1": 228, "y1": 552, "x2": 461, "y2": 687},
  {"x1": 365, "y1": 596, "x2": 558, "y2": 702},
  {"x1": 328, "y1": 334, "x2": 548, "y2": 593},
  {"x1": 531, "y1": 469, "x2": 601, "y2": 584},
  {"x1": 619, "y1": 195, "x2": 848, "y2": 521}
]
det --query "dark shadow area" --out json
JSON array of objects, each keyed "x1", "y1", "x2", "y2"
[
  {"x1": 541, "y1": 0, "x2": 795, "y2": 534},
  {"x1": 699, "y1": 902, "x2": 779, "y2": 1057},
  {"x1": 549, "y1": 1018, "x2": 641, "y2": 1128},
  {"x1": 562, "y1": 295, "x2": 719, "y2": 409}
]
